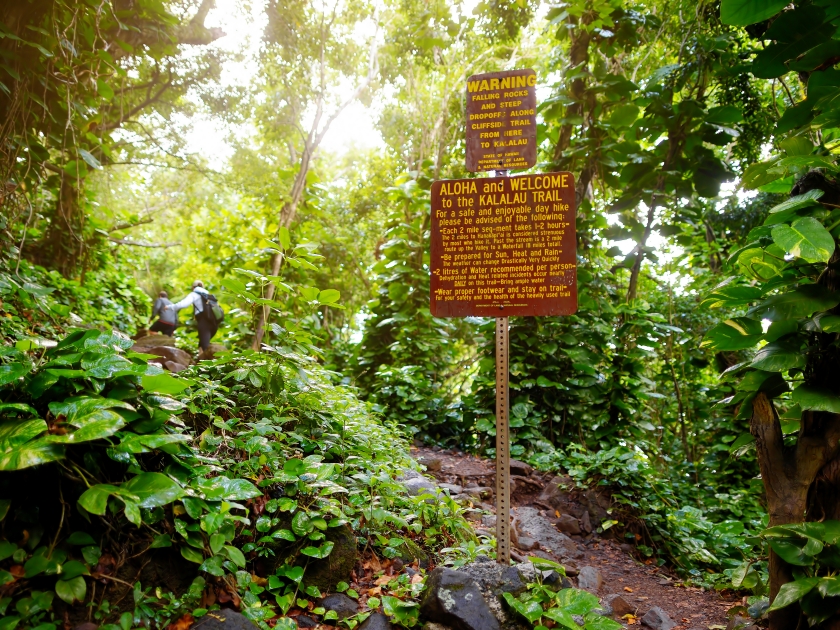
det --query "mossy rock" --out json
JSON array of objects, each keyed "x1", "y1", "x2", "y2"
[
  {"x1": 297, "y1": 524, "x2": 359, "y2": 591},
  {"x1": 398, "y1": 538, "x2": 429, "y2": 568}
]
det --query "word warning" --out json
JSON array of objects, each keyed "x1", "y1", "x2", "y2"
[
  {"x1": 430, "y1": 172, "x2": 577, "y2": 318},
  {"x1": 465, "y1": 69, "x2": 537, "y2": 172}
]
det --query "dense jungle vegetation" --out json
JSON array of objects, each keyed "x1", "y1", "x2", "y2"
[{"x1": 2, "y1": 0, "x2": 840, "y2": 627}]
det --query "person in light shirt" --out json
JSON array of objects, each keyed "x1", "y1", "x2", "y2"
[
  {"x1": 149, "y1": 290, "x2": 178, "y2": 336},
  {"x1": 165, "y1": 281, "x2": 217, "y2": 352}
]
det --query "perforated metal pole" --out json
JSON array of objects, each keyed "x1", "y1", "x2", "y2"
[{"x1": 495, "y1": 315, "x2": 511, "y2": 565}]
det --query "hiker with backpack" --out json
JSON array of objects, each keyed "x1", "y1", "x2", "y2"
[
  {"x1": 165, "y1": 280, "x2": 224, "y2": 352},
  {"x1": 149, "y1": 290, "x2": 178, "y2": 336}
]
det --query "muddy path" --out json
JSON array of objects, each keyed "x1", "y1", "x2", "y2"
[{"x1": 412, "y1": 446, "x2": 743, "y2": 629}]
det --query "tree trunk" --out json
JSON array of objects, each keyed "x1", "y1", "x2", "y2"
[
  {"x1": 751, "y1": 392, "x2": 840, "y2": 629},
  {"x1": 553, "y1": 16, "x2": 591, "y2": 162}
]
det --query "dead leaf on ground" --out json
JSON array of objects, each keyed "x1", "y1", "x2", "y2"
[
  {"x1": 166, "y1": 614, "x2": 194, "y2": 630},
  {"x1": 367, "y1": 587, "x2": 382, "y2": 597},
  {"x1": 374, "y1": 575, "x2": 391, "y2": 586},
  {"x1": 410, "y1": 574, "x2": 423, "y2": 585}
]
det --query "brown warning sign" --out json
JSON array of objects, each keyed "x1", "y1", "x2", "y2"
[
  {"x1": 465, "y1": 69, "x2": 537, "y2": 173},
  {"x1": 430, "y1": 172, "x2": 577, "y2": 318}
]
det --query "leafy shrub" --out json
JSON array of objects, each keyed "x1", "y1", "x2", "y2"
[
  {"x1": 550, "y1": 444, "x2": 765, "y2": 588},
  {"x1": 0, "y1": 328, "x2": 474, "y2": 629}
]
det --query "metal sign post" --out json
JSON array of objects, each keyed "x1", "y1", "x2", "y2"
[
  {"x1": 495, "y1": 315, "x2": 511, "y2": 565},
  {"x1": 428, "y1": 68, "x2": 577, "y2": 566}
]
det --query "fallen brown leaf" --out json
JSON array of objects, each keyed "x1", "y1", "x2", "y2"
[
  {"x1": 166, "y1": 614, "x2": 194, "y2": 630},
  {"x1": 374, "y1": 575, "x2": 391, "y2": 586}
]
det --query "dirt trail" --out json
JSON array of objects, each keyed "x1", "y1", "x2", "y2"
[{"x1": 413, "y1": 446, "x2": 741, "y2": 629}]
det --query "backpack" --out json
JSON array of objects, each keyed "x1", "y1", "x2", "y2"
[{"x1": 199, "y1": 292, "x2": 225, "y2": 324}]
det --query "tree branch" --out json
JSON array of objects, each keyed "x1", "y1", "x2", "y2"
[
  {"x1": 108, "y1": 218, "x2": 154, "y2": 232},
  {"x1": 108, "y1": 238, "x2": 181, "y2": 248}
]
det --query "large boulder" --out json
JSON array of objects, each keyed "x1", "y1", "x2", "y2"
[
  {"x1": 420, "y1": 568, "x2": 500, "y2": 630},
  {"x1": 145, "y1": 345, "x2": 192, "y2": 366},
  {"x1": 555, "y1": 514, "x2": 580, "y2": 535},
  {"x1": 513, "y1": 507, "x2": 581, "y2": 561},
  {"x1": 536, "y1": 476, "x2": 573, "y2": 510},
  {"x1": 132, "y1": 335, "x2": 177, "y2": 349},
  {"x1": 459, "y1": 558, "x2": 534, "y2": 630},
  {"x1": 509, "y1": 460, "x2": 532, "y2": 476},
  {"x1": 191, "y1": 610, "x2": 259, "y2": 630}
]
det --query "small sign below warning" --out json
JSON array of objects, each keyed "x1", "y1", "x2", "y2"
[
  {"x1": 465, "y1": 68, "x2": 537, "y2": 173},
  {"x1": 430, "y1": 172, "x2": 577, "y2": 318}
]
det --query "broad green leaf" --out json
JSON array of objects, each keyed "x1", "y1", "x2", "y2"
[
  {"x1": 701, "y1": 318, "x2": 763, "y2": 351},
  {"x1": 301, "y1": 542, "x2": 334, "y2": 559},
  {"x1": 0, "y1": 403, "x2": 36, "y2": 416},
  {"x1": 767, "y1": 577, "x2": 820, "y2": 611},
  {"x1": 80, "y1": 354, "x2": 133, "y2": 379},
  {"x1": 554, "y1": 588, "x2": 600, "y2": 614},
  {"x1": 0, "y1": 438, "x2": 64, "y2": 470},
  {"x1": 608, "y1": 104, "x2": 639, "y2": 127},
  {"x1": 223, "y1": 545, "x2": 246, "y2": 567},
  {"x1": 122, "y1": 472, "x2": 183, "y2": 508},
  {"x1": 706, "y1": 105, "x2": 744, "y2": 124},
  {"x1": 749, "y1": 285, "x2": 840, "y2": 321},
  {"x1": 818, "y1": 315, "x2": 840, "y2": 333},
  {"x1": 47, "y1": 409, "x2": 126, "y2": 443},
  {"x1": 78, "y1": 149, "x2": 101, "y2": 170},
  {"x1": 701, "y1": 285, "x2": 763, "y2": 309},
  {"x1": 141, "y1": 373, "x2": 192, "y2": 395},
  {"x1": 283, "y1": 458, "x2": 307, "y2": 476},
  {"x1": 791, "y1": 384, "x2": 840, "y2": 413},
  {"x1": 66, "y1": 532, "x2": 96, "y2": 546},
  {"x1": 151, "y1": 534, "x2": 172, "y2": 548},
  {"x1": 318, "y1": 289, "x2": 340, "y2": 304},
  {"x1": 0, "y1": 417, "x2": 48, "y2": 448},
  {"x1": 292, "y1": 512, "x2": 312, "y2": 536},
  {"x1": 0, "y1": 363, "x2": 29, "y2": 387},
  {"x1": 818, "y1": 576, "x2": 840, "y2": 598},
  {"x1": 55, "y1": 575, "x2": 86, "y2": 604},
  {"x1": 542, "y1": 606, "x2": 577, "y2": 628},
  {"x1": 196, "y1": 476, "x2": 261, "y2": 501},
  {"x1": 77, "y1": 484, "x2": 120, "y2": 515},
  {"x1": 501, "y1": 592, "x2": 543, "y2": 623},
  {"x1": 299, "y1": 286, "x2": 319, "y2": 301},
  {"x1": 737, "y1": 248, "x2": 784, "y2": 281},
  {"x1": 720, "y1": 0, "x2": 788, "y2": 25},
  {"x1": 273, "y1": 529, "x2": 296, "y2": 541},
  {"x1": 768, "y1": 189, "x2": 824, "y2": 214},
  {"x1": 771, "y1": 217, "x2": 835, "y2": 263},
  {"x1": 751, "y1": 339, "x2": 806, "y2": 372},
  {"x1": 60, "y1": 560, "x2": 90, "y2": 580},
  {"x1": 769, "y1": 540, "x2": 815, "y2": 567},
  {"x1": 48, "y1": 397, "x2": 133, "y2": 422},
  {"x1": 96, "y1": 78, "x2": 114, "y2": 101},
  {"x1": 584, "y1": 614, "x2": 623, "y2": 630},
  {"x1": 209, "y1": 534, "x2": 225, "y2": 554},
  {"x1": 278, "y1": 226, "x2": 291, "y2": 250},
  {"x1": 181, "y1": 546, "x2": 204, "y2": 563}
]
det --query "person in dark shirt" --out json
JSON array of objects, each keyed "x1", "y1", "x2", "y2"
[{"x1": 149, "y1": 291, "x2": 178, "y2": 336}]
